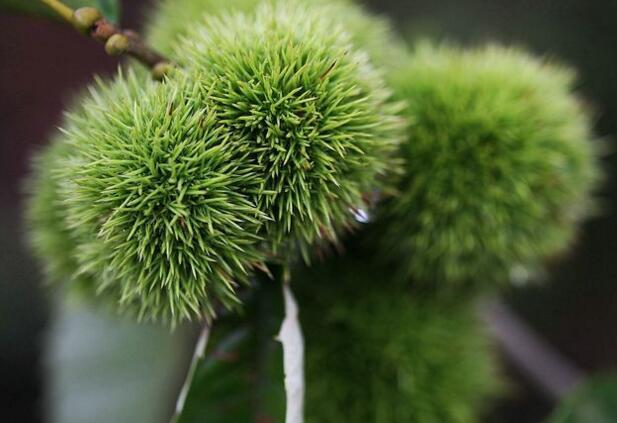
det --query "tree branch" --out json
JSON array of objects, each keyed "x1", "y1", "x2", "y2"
[
  {"x1": 40, "y1": 0, "x2": 173, "y2": 80},
  {"x1": 480, "y1": 299, "x2": 584, "y2": 400},
  {"x1": 41, "y1": 0, "x2": 73, "y2": 21}
]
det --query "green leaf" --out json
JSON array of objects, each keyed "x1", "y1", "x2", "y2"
[
  {"x1": 180, "y1": 279, "x2": 286, "y2": 423},
  {"x1": 93, "y1": 0, "x2": 118, "y2": 23},
  {"x1": 0, "y1": 0, "x2": 120, "y2": 24},
  {"x1": 548, "y1": 375, "x2": 617, "y2": 423}
]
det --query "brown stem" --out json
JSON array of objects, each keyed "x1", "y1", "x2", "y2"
[
  {"x1": 91, "y1": 22, "x2": 168, "y2": 70},
  {"x1": 40, "y1": 0, "x2": 173, "y2": 79}
]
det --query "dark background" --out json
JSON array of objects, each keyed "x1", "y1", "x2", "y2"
[{"x1": 1, "y1": 0, "x2": 616, "y2": 421}]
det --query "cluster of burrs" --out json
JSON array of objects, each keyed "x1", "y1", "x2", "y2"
[{"x1": 28, "y1": 0, "x2": 601, "y2": 419}]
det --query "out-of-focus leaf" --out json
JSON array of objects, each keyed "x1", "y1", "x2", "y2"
[
  {"x1": 92, "y1": 0, "x2": 118, "y2": 23},
  {"x1": 548, "y1": 375, "x2": 617, "y2": 423},
  {"x1": 180, "y1": 279, "x2": 286, "y2": 423},
  {"x1": 46, "y1": 299, "x2": 190, "y2": 423},
  {"x1": 0, "y1": 0, "x2": 120, "y2": 24},
  {"x1": 47, "y1": 279, "x2": 286, "y2": 423}
]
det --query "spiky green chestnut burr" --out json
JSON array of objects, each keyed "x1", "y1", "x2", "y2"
[
  {"x1": 376, "y1": 44, "x2": 600, "y2": 288},
  {"x1": 27, "y1": 138, "x2": 80, "y2": 285},
  {"x1": 50, "y1": 70, "x2": 267, "y2": 323},
  {"x1": 146, "y1": 0, "x2": 407, "y2": 69},
  {"x1": 292, "y1": 243, "x2": 500, "y2": 422},
  {"x1": 146, "y1": 0, "x2": 261, "y2": 56},
  {"x1": 26, "y1": 133, "x2": 110, "y2": 302},
  {"x1": 176, "y1": 2, "x2": 403, "y2": 258}
]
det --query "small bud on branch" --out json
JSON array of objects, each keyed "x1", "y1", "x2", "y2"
[
  {"x1": 40, "y1": 0, "x2": 173, "y2": 79},
  {"x1": 104, "y1": 33, "x2": 129, "y2": 56}
]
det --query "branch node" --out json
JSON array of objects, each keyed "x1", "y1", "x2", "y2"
[
  {"x1": 105, "y1": 33, "x2": 130, "y2": 56},
  {"x1": 72, "y1": 7, "x2": 101, "y2": 34},
  {"x1": 91, "y1": 19, "x2": 116, "y2": 41},
  {"x1": 40, "y1": 0, "x2": 173, "y2": 78}
]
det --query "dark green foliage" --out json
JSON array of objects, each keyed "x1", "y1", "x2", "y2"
[
  {"x1": 179, "y1": 278, "x2": 286, "y2": 423},
  {"x1": 176, "y1": 2, "x2": 403, "y2": 258},
  {"x1": 376, "y1": 44, "x2": 600, "y2": 287},
  {"x1": 52, "y1": 70, "x2": 267, "y2": 323},
  {"x1": 291, "y1": 241, "x2": 501, "y2": 422}
]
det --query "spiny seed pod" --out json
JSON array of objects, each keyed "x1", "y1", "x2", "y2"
[
  {"x1": 146, "y1": 0, "x2": 407, "y2": 69},
  {"x1": 291, "y1": 243, "x2": 501, "y2": 422},
  {"x1": 374, "y1": 44, "x2": 601, "y2": 288},
  {"x1": 322, "y1": 0, "x2": 409, "y2": 69},
  {"x1": 27, "y1": 134, "x2": 107, "y2": 302},
  {"x1": 176, "y1": 2, "x2": 403, "y2": 258},
  {"x1": 27, "y1": 138, "x2": 80, "y2": 285},
  {"x1": 52, "y1": 70, "x2": 267, "y2": 324},
  {"x1": 146, "y1": 0, "x2": 262, "y2": 56}
]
